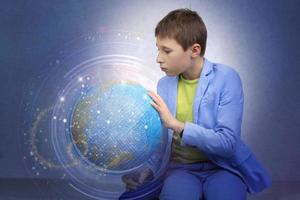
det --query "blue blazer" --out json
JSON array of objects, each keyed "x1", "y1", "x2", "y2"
[{"x1": 151, "y1": 58, "x2": 271, "y2": 194}]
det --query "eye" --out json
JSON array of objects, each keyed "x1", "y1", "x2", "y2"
[{"x1": 157, "y1": 48, "x2": 172, "y2": 54}]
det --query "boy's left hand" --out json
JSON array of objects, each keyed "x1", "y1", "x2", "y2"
[{"x1": 147, "y1": 90, "x2": 184, "y2": 133}]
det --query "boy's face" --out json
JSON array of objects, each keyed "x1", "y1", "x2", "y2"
[{"x1": 156, "y1": 37, "x2": 192, "y2": 77}]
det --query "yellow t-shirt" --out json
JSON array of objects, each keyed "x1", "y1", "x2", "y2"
[{"x1": 171, "y1": 74, "x2": 209, "y2": 163}]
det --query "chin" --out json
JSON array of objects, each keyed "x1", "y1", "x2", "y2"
[
  {"x1": 165, "y1": 72, "x2": 178, "y2": 77},
  {"x1": 165, "y1": 73, "x2": 175, "y2": 77}
]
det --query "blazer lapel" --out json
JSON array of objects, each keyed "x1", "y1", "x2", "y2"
[
  {"x1": 193, "y1": 58, "x2": 213, "y2": 123},
  {"x1": 166, "y1": 58, "x2": 213, "y2": 132}
]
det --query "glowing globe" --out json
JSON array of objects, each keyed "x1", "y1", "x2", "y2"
[{"x1": 70, "y1": 82, "x2": 162, "y2": 173}]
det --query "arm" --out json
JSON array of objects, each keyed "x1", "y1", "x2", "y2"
[
  {"x1": 149, "y1": 70, "x2": 244, "y2": 158},
  {"x1": 182, "y1": 70, "x2": 244, "y2": 157}
]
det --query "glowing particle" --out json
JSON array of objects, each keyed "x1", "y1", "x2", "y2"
[
  {"x1": 30, "y1": 151, "x2": 34, "y2": 156},
  {"x1": 106, "y1": 120, "x2": 110, "y2": 124},
  {"x1": 144, "y1": 125, "x2": 148, "y2": 129},
  {"x1": 60, "y1": 97, "x2": 65, "y2": 102},
  {"x1": 78, "y1": 77, "x2": 83, "y2": 82},
  {"x1": 36, "y1": 172, "x2": 40, "y2": 176},
  {"x1": 63, "y1": 118, "x2": 67, "y2": 123},
  {"x1": 53, "y1": 116, "x2": 57, "y2": 120},
  {"x1": 81, "y1": 84, "x2": 85, "y2": 88},
  {"x1": 97, "y1": 110, "x2": 100, "y2": 114},
  {"x1": 137, "y1": 37, "x2": 140, "y2": 40}
]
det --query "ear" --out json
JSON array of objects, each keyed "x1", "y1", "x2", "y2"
[{"x1": 190, "y1": 43, "x2": 201, "y2": 58}]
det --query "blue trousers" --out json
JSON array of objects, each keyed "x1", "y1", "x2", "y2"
[{"x1": 159, "y1": 161, "x2": 247, "y2": 200}]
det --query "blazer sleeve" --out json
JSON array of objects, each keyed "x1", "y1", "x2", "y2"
[{"x1": 182, "y1": 69, "x2": 244, "y2": 158}]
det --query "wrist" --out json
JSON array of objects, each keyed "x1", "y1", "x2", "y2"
[{"x1": 171, "y1": 119, "x2": 184, "y2": 134}]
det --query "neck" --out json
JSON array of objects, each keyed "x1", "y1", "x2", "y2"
[{"x1": 181, "y1": 57, "x2": 204, "y2": 80}]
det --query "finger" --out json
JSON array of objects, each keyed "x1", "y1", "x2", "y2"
[
  {"x1": 138, "y1": 172, "x2": 148, "y2": 184},
  {"x1": 138, "y1": 168, "x2": 153, "y2": 184},
  {"x1": 147, "y1": 90, "x2": 155, "y2": 94},
  {"x1": 156, "y1": 93, "x2": 164, "y2": 103},
  {"x1": 150, "y1": 101, "x2": 160, "y2": 112},
  {"x1": 138, "y1": 174, "x2": 146, "y2": 184},
  {"x1": 153, "y1": 92, "x2": 164, "y2": 106},
  {"x1": 126, "y1": 184, "x2": 137, "y2": 191},
  {"x1": 148, "y1": 91, "x2": 161, "y2": 104},
  {"x1": 123, "y1": 177, "x2": 140, "y2": 188},
  {"x1": 122, "y1": 175, "x2": 131, "y2": 182}
]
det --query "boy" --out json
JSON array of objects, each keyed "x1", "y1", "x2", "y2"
[{"x1": 123, "y1": 8, "x2": 271, "y2": 200}]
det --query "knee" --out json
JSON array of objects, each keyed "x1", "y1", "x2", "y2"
[{"x1": 204, "y1": 170, "x2": 247, "y2": 200}]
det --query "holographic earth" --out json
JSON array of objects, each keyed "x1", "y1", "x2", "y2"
[
  {"x1": 22, "y1": 30, "x2": 169, "y2": 199},
  {"x1": 71, "y1": 82, "x2": 162, "y2": 173}
]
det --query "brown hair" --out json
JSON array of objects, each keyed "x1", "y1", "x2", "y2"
[{"x1": 155, "y1": 8, "x2": 207, "y2": 56}]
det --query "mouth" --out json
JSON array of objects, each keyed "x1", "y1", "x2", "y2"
[{"x1": 160, "y1": 67, "x2": 168, "y2": 72}]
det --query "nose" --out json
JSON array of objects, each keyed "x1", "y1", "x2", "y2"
[{"x1": 156, "y1": 52, "x2": 164, "y2": 64}]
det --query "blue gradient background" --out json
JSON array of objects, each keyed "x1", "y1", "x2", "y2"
[{"x1": 1, "y1": 0, "x2": 299, "y2": 199}]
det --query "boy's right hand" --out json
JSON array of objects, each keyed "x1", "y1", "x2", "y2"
[{"x1": 121, "y1": 167, "x2": 154, "y2": 191}]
